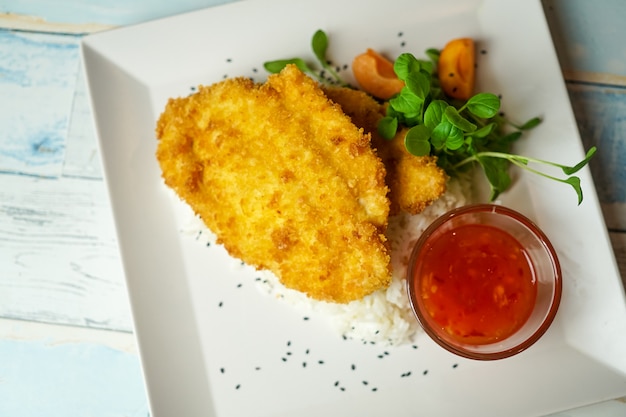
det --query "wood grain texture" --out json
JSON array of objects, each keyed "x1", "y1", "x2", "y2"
[
  {"x1": 543, "y1": 0, "x2": 626, "y2": 77},
  {"x1": 566, "y1": 83, "x2": 626, "y2": 209},
  {"x1": 0, "y1": 174, "x2": 131, "y2": 331},
  {"x1": 0, "y1": 30, "x2": 80, "y2": 177}
]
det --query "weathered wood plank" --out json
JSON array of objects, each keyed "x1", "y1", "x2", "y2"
[
  {"x1": 0, "y1": 30, "x2": 80, "y2": 178},
  {"x1": 543, "y1": 0, "x2": 626, "y2": 77},
  {"x1": 566, "y1": 82, "x2": 626, "y2": 232},
  {"x1": 0, "y1": 174, "x2": 130, "y2": 331}
]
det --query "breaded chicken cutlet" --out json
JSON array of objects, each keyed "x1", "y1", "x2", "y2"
[
  {"x1": 322, "y1": 86, "x2": 448, "y2": 215},
  {"x1": 156, "y1": 65, "x2": 391, "y2": 304}
]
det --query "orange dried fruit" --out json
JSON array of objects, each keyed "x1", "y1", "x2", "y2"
[
  {"x1": 438, "y1": 38, "x2": 475, "y2": 100},
  {"x1": 352, "y1": 49, "x2": 405, "y2": 100}
]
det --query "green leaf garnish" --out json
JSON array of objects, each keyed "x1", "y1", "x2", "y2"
[
  {"x1": 263, "y1": 29, "x2": 349, "y2": 86},
  {"x1": 562, "y1": 146, "x2": 597, "y2": 175},
  {"x1": 444, "y1": 106, "x2": 476, "y2": 133},
  {"x1": 378, "y1": 116, "x2": 399, "y2": 140},
  {"x1": 393, "y1": 53, "x2": 421, "y2": 81},
  {"x1": 463, "y1": 93, "x2": 501, "y2": 118},
  {"x1": 404, "y1": 125, "x2": 432, "y2": 156},
  {"x1": 311, "y1": 29, "x2": 329, "y2": 64},
  {"x1": 405, "y1": 71, "x2": 431, "y2": 99},
  {"x1": 423, "y1": 100, "x2": 448, "y2": 130},
  {"x1": 264, "y1": 58, "x2": 316, "y2": 78}
]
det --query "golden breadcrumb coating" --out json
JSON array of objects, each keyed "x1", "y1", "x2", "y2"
[
  {"x1": 322, "y1": 86, "x2": 448, "y2": 215},
  {"x1": 156, "y1": 65, "x2": 391, "y2": 303}
]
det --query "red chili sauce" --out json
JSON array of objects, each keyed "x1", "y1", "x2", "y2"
[{"x1": 415, "y1": 223, "x2": 537, "y2": 345}]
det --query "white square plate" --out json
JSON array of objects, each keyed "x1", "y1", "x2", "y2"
[{"x1": 82, "y1": 0, "x2": 626, "y2": 415}]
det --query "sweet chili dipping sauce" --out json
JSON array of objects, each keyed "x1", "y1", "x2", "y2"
[{"x1": 415, "y1": 223, "x2": 537, "y2": 345}]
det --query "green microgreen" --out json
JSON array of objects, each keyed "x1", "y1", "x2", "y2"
[{"x1": 264, "y1": 29, "x2": 350, "y2": 87}]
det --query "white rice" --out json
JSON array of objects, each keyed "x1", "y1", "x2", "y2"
[{"x1": 180, "y1": 176, "x2": 471, "y2": 346}]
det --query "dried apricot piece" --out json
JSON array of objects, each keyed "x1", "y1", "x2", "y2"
[
  {"x1": 352, "y1": 49, "x2": 405, "y2": 100},
  {"x1": 438, "y1": 38, "x2": 475, "y2": 100}
]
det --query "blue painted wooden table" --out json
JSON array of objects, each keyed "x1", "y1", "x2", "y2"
[{"x1": 0, "y1": 0, "x2": 625, "y2": 416}]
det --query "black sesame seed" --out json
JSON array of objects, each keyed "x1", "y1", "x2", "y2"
[
  {"x1": 302, "y1": 362, "x2": 307, "y2": 368},
  {"x1": 412, "y1": 345, "x2": 418, "y2": 349},
  {"x1": 318, "y1": 360, "x2": 324, "y2": 365},
  {"x1": 362, "y1": 380, "x2": 369, "y2": 385},
  {"x1": 452, "y1": 363, "x2": 459, "y2": 369},
  {"x1": 305, "y1": 349, "x2": 310, "y2": 354},
  {"x1": 398, "y1": 31, "x2": 404, "y2": 37},
  {"x1": 377, "y1": 355, "x2": 384, "y2": 359},
  {"x1": 287, "y1": 341, "x2": 291, "y2": 346},
  {"x1": 252, "y1": 67, "x2": 258, "y2": 73},
  {"x1": 281, "y1": 357, "x2": 287, "y2": 362},
  {"x1": 286, "y1": 352, "x2": 292, "y2": 356},
  {"x1": 255, "y1": 366, "x2": 261, "y2": 371},
  {"x1": 343, "y1": 64, "x2": 348, "y2": 70},
  {"x1": 340, "y1": 387, "x2": 346, "y2": 391},
  {"x1": 423, "y1": 370, "x2": 429, "y2": 375},
  {"x1": 220, "y1": 367, "x2": 225, "y2": 374},
  {"x1": 351, "y1": 364, "x2": 356, "y2": 371},
  {"x1": 334, "y1": 381, "x2": 340, "y2": 386},
  {"x1": 401, "y1": 41, "x2": 406, "y2": 47},
  {"x1": 480, "y1": 49, "x2": 487, "y2": 55},
  {"x1": 237, "y1": 283, "x2": 242, "y2": 288},
  {"x1": 218, "y1": 301, "x2": 223, "y2": 307},
  {"x1": 303, "y1": 316, "x2": 310, "y2": 321},
  {"x1": 384, "y1": 351, "x2": 389, "y2": 356},
  {"x1": 206, "y1": 242, "x2": 211, "y2": 247},
  {"x1": 449, "y1": 72, "x2": 455, "y2": 77},
  {"x1": 372, "y1": 387, "x2": 378, "y2": 392},
  {"x1": 226, "y1": 58, "x2": 233, "y2": 62}
]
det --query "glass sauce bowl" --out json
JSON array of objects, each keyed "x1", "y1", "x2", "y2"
[{"x1": 406, "y1": 204, "x2": 562, "y2": 360}]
